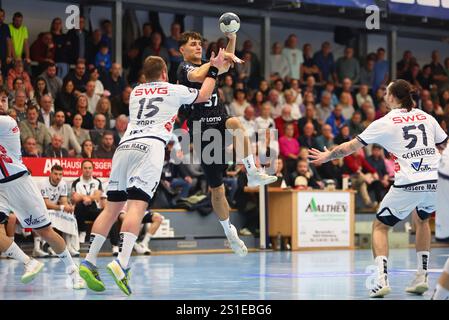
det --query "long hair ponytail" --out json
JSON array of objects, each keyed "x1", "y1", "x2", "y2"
[{"x1": 388, "y1": 79, "x2": 415, "y2": 112}]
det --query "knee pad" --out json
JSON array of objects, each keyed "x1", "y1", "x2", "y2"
[{"x1": 376, "y1": 207, "x2": 401, "y2": 226}]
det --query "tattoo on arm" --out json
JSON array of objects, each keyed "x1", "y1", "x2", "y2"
[{"x1": 328, "y1": 139, "x2": 363, "y2": 161}]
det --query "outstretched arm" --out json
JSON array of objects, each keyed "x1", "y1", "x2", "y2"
[{"x1": 309, "y1": 138, "x2": 364, "y2": 165}]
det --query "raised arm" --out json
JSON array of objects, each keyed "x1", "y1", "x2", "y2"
[
  {"x1": 194, "y1": 48, "x2": 225, "y2": 103},
  {"x1": 309, "y1": 138, "x2": 364, "y2": 165}
]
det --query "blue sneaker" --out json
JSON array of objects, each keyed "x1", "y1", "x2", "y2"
[
  {"x1": 79, "y1": 260, "x2": 105, "y2": 292},
  {"x1": 106, "y1": 259, "x2": 132, "y2": 296}
]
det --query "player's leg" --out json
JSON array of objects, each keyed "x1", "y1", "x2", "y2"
[
  {"x1": 136, "y1": 212, "x2": 163, "y2": 254},
  {"x1": 106, "y1": 197, "x2": 148, "y2": 296},
  {"x1": 5, "y1": 212, "x2": 16, "y2": 238},
  {"x1": 32, "y1": 231, "x2": 48, "y2": 258},
  {"x1": 371, "y1": 218, "x2": 391, "y2": 298},
  {"x1": 79, "y1": 200, "x2": 125, "y2": 292},
  {"x1": 431, "y1": 258, "x2": 449, "y2": 300},
  {"x1": 406, "y1": 208, "x2": 431, "y2": 294},
  {"x1": 0, "y1": 218, "x2": 44, "y2": 284},
  {"x1": 225, "y1": 117, "x2": 277, "y2": 187}
]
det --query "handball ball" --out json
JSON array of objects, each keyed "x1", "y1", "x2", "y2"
[{"x1": 219, "y1": 12, "x2": 240, "y2": 34}]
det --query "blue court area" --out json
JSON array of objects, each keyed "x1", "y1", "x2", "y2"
[{"x1": 0, "y1": 248, "x2": 448, "y2": 300}]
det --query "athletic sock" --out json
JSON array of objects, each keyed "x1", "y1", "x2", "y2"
[
  {"x1": 142, "y1": 233, "x2": 151, "y2": 246},
  {"x1": 34, "y1": 236, "x2": 41, "y2": 251},
  {"x1": 85, "y1": 233, "x2": 106, "y2": 266},
  {"x1": 56, "y1": 248, "x2": 76, "y2": 273},
  {"x1": 242, "y1": 155, "x2": 257, "y2": 175},
  {"x1": 375, "y1": 255, "x2": 388, "y2": 280},
  {"x1": 5, "y1": 242, "x2": 31, "y2": 264},
  {"x1": 220, "y1": 218, "x2": 232, "y2": 235},
  {"x1": 417, "y1": 251, "x2": 429, "y2": 273},
  {"x1": 117, "y1": 232, "x2": 137, "y2": 269},
  {"x1": 432, "y1": 283, "x2": 449, "y2": 300}
]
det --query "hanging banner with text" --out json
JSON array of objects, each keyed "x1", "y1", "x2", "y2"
[
  {"x1": 22, "y1": 157, "x2": 112, "y2": 178},
  {"x1": 297, "y1": 192, "x2": 351, "y2": 248}
]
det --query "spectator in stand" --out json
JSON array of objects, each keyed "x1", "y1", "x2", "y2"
[
  {"x1": 7, "y1": 58, "x2": 33, "y2": 96},
  {"x1": 49, "y1": 110, "x2": 81, "y2": 156},
  {"x1": 134, "y1": 23, "x2": 153, "y2": 61},
  {"x1": 39, "y1": 63, "x2": 62, "y2": 99},
  {"x1": 31, "y1": 77, "x2": 51, "y2": 107},
  {"x1": 321, "y1": 80, "x2": 339, "y2": 106},
  {"x1": 301, "y1": 43, "x2": 320, "y2": 82},
  {"x1": 315, "y1": 147, "x2": 344, "y2": 188},
  {"x1": 418, "y1": 64, "x2": 433, "y2": 90},
  {"x1": 340, "y1": 92, "x2": 355, "y2": 120},
  {"x1": 85, "y1": 80, "x2": 100, "y2": 114},
  {"x1": 356, "y1": 84, "x2": 374, "y2": 109},
  {"x1": 165, "y1": 22, "x2": 183, "y2": 83},
  {"x1": 30, "y1": 32, "x2": 55, "y2": 74},
  {"x1": 372, "y1": 48, "x2": 389, "y2": 93},
  {"x1": 289, "y1": 79, "x2": 303, "y2": 105},
  {"x1": 50, "y1": 17, "x2": 69, "y2": 78},
  {"x1": 238, "y1": 40, "x2": 261, "y2": 89},
  {"x1": 275, "y1": 105, "x2": 299, "y2": 139},
  {"x1": 290, "y1": 159, "x2": 322, "y2": 189},
  {"x1": 348, "y1": 111, "x2": 364, "y2": 137},
  {"x1": 87, "y1": 67, "x2": 104, "y2": 98},
  {"x1": 362, "y1": 106, "x2": 376, "y2": 128},
  {"x1": 78, "y1": 139, "x2": 97, "y2": 159},
  {"x1": 229, "y1": 89, "x2": 250, "y2": 117},
  {"x1": 0, "y1": 8, "x2": 12, "y2": 77},
  {"x1": 282, "y1": 89, "x2": 301, "y2": 120},
  {"x1": 100, "y1": 20, "x2": 113, "y2": 52},
  {"x1": 221, "y1": 74, "x2": 234, "y2": 106},
  {"x1": 110, "y1": 85, "x2": 131, "y2": 118},
  {"x1": 417, "y1": 89, "x2": 431, "y2": 109},
  {"x1": 359, "y1": 58, "x2": 375, "y2": 86},
  {"x1": 95, "y1": 42, "x2": 112, "y2": 73},
  {"x1": 268, "y1": 89, "x2": 282, "y2": 119},
  {"x1": 375, "y1": 101, "x2": 388, "y2": 120},
  {"x1": 270, "y1": 41, "x2": 290, "y2": 81},
  {"x1": 55, "y1": 78, "x2": 77, "y2": 122},
  {"x1": 251, "y1": 91, "x2": 265, "y2": 115},
  {"x1": 90, "y1": 113, "x2": 107, "y2": 147},
  {"x1": 103, "y1": 63, "x2": 126, "y2": 99},
  {"x1": 298, "y1": 104, "x2": 320, "y2": 136},
  {"x1": 238, "y1": 106, "x2": 257, "y2": 141},
  {"x1": 298, "y1": 122, "x2": 320, "y2": 150},
  {"x1": 315, "y1": 91, "x2": 334, "y2": 125},
  {"x1": 367, "y1": 144, "x2": 391, "y2": 202},
  {"x1": 10, "y1": 89, "x2": 27, "y2": 122},
  {"x1": 37, "y1": 94, "x2": 54, "y2": 128},
  {"x1": 313, "y1": 41, "x2": 335, "y2": 83},
  {"x1": 112, "y1": 114, "x2": 128, "y2": 146},
  {"x1": 0, "y1": 73, "x2": 6, "y2": 91},
  {"x1": 282, "y1": 34, "x2": 303, "y2": 80},
  {"x1": 337, "y1": 77, "x2": 355, "y2": 106},
  {"x1": 255, "y1": 102, "x2": 275, "y2": 133},
  {"x1": 326, "y1": 104, "x2": 346, "y2": 136},
  {"x1": 334, "y1": 124, "x2": 352, "y2": 145},
  {"x1": 142, "y1": 31, "x2": 170, "y2": 67},
  {"x1": 21, "y1": 136, "x2": 41, "y2": 157},
  {"x1": 429, "y1": 50, "x2": 448, "y2": 89},
  {"x1": 316, "y1": 124, "x2": 334, "y2": 151},
  {"x1": 279, "y1": 122, "x2": 301, "y2": 174},
  {"x1": 397, "y1": 50, "x2": 413, "y2": 78},
  {"x1": 8, "y1": 77, "x2": 25, "y2": 104},
  {"x1": 95, "y1": 131, "x2": 116, "y2": 159},
  {"x1": 302, "y1": 75, "x2": 318, "y2": 101},
  {"x1": 335, "y1": 47, "x2": 360, "y2": 84},
  {"x1": 403, "y1": 63, "x2": 422, "y2": 91},
  {"x1": 19, "y1": 105, "x2": 52, "y2": 154},
  {"x1": 94, "y1": 97, "x2": 112, "y2": 129},
  {"x1": 373, "y1": 86, "x2": 386, "y2": 108},
  {"x1": 44, "y1": 133, "x2": 68, "y2": 158},
  {"x1": 440, "y1": 90, "x2": 449, "y2": 108},
  {"x1": 72, "y1": 113, "x2": 91, "y2": 146},
  {"x1": 65, "y1": 61, "x2": 89, "y2": 96},
  {"x1": 343, "y1": 149, "x2": 379, "y2": 209},
  {"x1": 65, "y1": 16, "x2": 90, "y2": 65},
  {"x1": 9, "y1": 12, "x2": 31, "y2": 66},
  {"x1": 76, "y1": 94, "x2": 94, "y2": 129}
]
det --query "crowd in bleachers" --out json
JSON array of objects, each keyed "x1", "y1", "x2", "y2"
[{"x1": 1, "y1": 8, "x2": 449, "y2": 236}]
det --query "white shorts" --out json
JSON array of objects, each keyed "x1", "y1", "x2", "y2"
[
  {"x1": 0, "y1": 173, "x2": 51, "y2": 229},
  {"x1": 376, "y1": 186, "x2": 436, "y2": 226},
  {"x1": 107, "y1": 138, "x2": 165, "y2": 203},
  {"x1": 436, "y1": 173, "x2": 449, "y2": 241}
]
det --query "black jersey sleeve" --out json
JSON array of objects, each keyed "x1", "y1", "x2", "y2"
[{"x1": 177, "y1": 61, "x2": 197, "y2": 86}]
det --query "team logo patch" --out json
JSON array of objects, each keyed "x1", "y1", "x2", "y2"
[{"x1": 411, "y1": 158, "x2": 431, "y2": 172}]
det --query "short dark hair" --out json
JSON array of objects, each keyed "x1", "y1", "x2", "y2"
[
  {"x1": 179, "y1": 31, "x2": 202, "y2": 47},
  {"x1": 0, "y1": 8, "x2": 5, "y2": 14},
  {"x1": 103, "y1": 131, "x2": 114, "y2": 138},
  {"x1": 372, "y1": 144, "x2": 383, "y2": 150},
  {"x1": 47, "y1": 62, "x2": 56, "y2": 69},
  {"x1": 0, "y1": 88, "x2": 7, "y2": 97},
  {"x1": 51, "y1": 164, "x2": 63, "y2": 172},
  {"x1": 81, "y1": 159, "x2": 93, "y2": 168},
  {"x1": 13, "y1": 12, "x2": 23, "y2": 19},
  {"x1": 27, "y1": 105, "x2": 39, "y2": 113}
]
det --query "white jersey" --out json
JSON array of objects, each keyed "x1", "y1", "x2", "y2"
[
  {"x1": 0, "y1": 116, "x2": 28, "y2": 182},
  {"x1": 357, "y1": 108, "x2": 448, "y2": 188},
  {"x1": 40, "y1": 178, "x2": 68, "y2": 204},
  {"x1": 120, "y1": 82, "x2": 199, "y2": 145}
]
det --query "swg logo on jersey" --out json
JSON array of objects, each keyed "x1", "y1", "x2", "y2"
[
  {"x1": 24, "y1": 214, "x2": 47, "y2": 226},
  {"x1": 411, "y1": 159, "x2": 432, "y2": 172}
]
